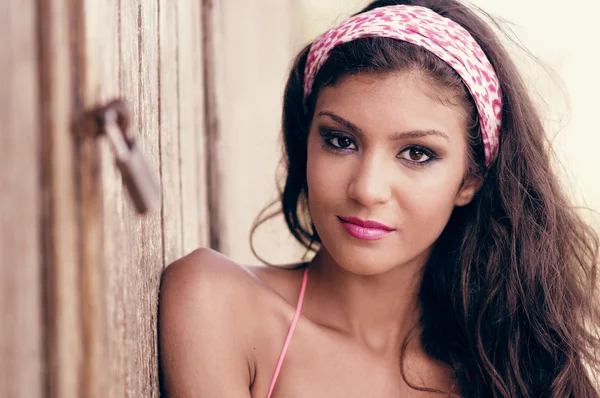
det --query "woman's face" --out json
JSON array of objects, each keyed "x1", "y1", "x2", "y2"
[{"x1": 306, "y1": 71, "x2": 479, "y2": 276}]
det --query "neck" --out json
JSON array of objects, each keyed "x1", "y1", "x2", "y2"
[{"x1": 306, "y1": 249, "x2": 428, "y2": 355}]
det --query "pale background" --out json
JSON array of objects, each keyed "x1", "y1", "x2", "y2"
[{"x1": 216, "y1": 0, "x2": 600, "y2": 265}]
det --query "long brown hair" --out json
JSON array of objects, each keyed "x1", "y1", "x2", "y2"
[{"x1": 253, "y1": 0, "x2": 600, "y2": 396}]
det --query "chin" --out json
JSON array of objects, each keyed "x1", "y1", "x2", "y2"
[
  {"x1": 318, "y1": 231, "x2": 433, "y2": 277},
  {"x1": 326, "y1": 244, "x2": 407, "y2": 276}
]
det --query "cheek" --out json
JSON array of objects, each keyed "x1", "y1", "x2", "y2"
[
  {"x1": 401, "y1": 140, "x2": 468, "y2": 207},
  {"x1": 396, "y1": 168, "x2": 464, "y2": 238}
]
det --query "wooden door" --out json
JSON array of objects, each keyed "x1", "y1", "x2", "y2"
[
  {"x1": 75, "y1": 0, "x2": 210, "y2": 396},
  {"x1": 1, "y1": 0, "x2": 300, "y2": 395},
  {"x1": 2, "y1": 0, "x2": 210, "y2": 396},
  {"x1": 0, "y1": 0, "x2": 44, "y2": 396}
]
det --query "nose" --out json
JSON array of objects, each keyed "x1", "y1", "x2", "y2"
[{"x1": 346, "y1": 153, "x2": 392, "y2": 207}]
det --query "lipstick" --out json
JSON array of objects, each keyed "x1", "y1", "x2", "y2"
[{"x1": 338, "y1": 216, "x2": 395, "y2": 241}]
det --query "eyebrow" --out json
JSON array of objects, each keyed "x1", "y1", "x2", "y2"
[{"x1": 317, "y1": 110, "x2": 450, "y2": 141}]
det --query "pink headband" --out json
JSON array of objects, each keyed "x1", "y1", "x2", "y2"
[{"x1": 304, "y1": 5, "x2": 502, "y2": 165}]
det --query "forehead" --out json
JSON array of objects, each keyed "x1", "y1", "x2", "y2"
[{"x1": 313, "y1": 71, "x2": 469, "y2": 137}]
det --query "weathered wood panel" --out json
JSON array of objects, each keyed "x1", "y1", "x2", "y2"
[
  {"x1": 77, "y1": 0, "x2": 206, "y2": 396},
  {"x1": 133, "y1": 1, "x2": 164, "y2": 396},
  {"x1": 159, "y1": 0, "x2": 184, "y2": 267},
  {"x1": 0, "y1": 0, "x2": 43, "y2": 397},
  {"x1": 107, "y1": 0, "x2": 148, "y2": 396},
  {"x1": 38, "y1": 0, "x2": 83, "y2": 396},
  {"x1": 78, "y1": 0, "x2": 118, "y2": 395},
  {"x1": 100, "y1": 0, "x2": 164, "y2": 396},
  {"x1": 79, "y1": 0, "x2": 166, "y2": 396},
  {"x1": 2, "y1": 0, "x2": 207, "y2": 395}
]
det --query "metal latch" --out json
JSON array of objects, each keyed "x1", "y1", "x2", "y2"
[{"x1": 80, "y1": 99, "x2": 161, "y2": 214}]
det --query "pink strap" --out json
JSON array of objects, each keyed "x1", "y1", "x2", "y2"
[{"x1": 266, "y1": 267, "x2": 309, "y2": 398}]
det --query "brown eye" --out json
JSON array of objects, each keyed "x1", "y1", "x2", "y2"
[
  {"x1": 333, "y1": 137, "x2": 352, "y2": 148},
  {"x1": 399, "y1": 147, "x2": 432, "y2": 163},
  {"x1": 409, "y1": 149, "x2": 425, "y2": 161},
  {"x1": 330, "y1": 136, "x2": 356, "y2": 149}
]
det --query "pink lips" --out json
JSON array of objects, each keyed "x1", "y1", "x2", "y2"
[{"x1": 338, "y1": 216, "x2": 395, "y2": 241}]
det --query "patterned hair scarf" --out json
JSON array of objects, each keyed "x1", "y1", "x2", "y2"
[{"x1": 304, "y1": 5, "x2": 502, "y2": 166}]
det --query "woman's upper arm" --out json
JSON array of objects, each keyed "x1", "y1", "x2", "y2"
[{"x1": 159, "y1": 249, "x2": 253, "y2": 398}]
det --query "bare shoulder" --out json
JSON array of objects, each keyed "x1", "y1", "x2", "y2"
[
  {"x1": 161, "y1": 247, "x2": 261, "y2": 300},
  {"x1": 159, "y1": 248, "x2": 264, "y2": 342},
  {"x1": 159, "y1": 248, "x2": 263, "y2": 397},
  {"x1": 158, "y1": 248, "x2": 307, "y2": 397},
  {"x1": 160, "y1": 248, "x2": 305, "y2": 310}
]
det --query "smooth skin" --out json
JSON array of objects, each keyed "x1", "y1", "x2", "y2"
[{"x1": 159, "y1": 71, "x2": 480, "y2": 397}]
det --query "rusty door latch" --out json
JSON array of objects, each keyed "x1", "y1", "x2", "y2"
[{"x1": 75, "y1": 99, "x2": 160, "y2": 214}]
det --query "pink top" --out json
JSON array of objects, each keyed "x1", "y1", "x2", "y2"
[{"x1": 266, "y1": 267, "x2": 309, "y2": 398}]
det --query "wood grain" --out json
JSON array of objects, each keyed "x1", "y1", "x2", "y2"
[
  {"x1": 102, "y1": 0, "x2": 141, "y2": 396},
  {"x1": 159, "y1": 0, "x2": 184, "y2": 265},
  {"x1": 136, "y1": 1, "x2": 164, "y2": 396},
  {"x1": 0, "y1": 0, "x2": 43, "y2": 397},
  {"x1": 7, "y1": 0, "x2": 211, "y2": 396},
  {"x1": 37, "y1": 0, "x2": 83, "y2": 396},
  {"x1": 102, "y1": 0, "x2": 163, "y2": 396},
  {"x1": 79, "y1": 0, "x2": 194, "y2": 395},
  {"x1": 79, "y1": 0, "x2": 119, "y2": 395}
]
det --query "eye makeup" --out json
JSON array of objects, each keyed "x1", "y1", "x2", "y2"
[{"x1": 318, "y1": 126, "x2": 442, "y2": 168}]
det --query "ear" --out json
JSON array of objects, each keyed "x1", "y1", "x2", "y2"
[{"x1": 454, "y1": 174, "x2": 483, "y2": 207}]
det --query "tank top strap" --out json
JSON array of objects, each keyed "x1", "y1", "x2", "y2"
[{"x1": 266, "y1": 266, "x2": 309, "y2": 398}]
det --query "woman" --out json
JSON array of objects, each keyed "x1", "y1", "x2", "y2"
[{"x1": 159, "y1": 0, "x2": 600, "y2": 396}]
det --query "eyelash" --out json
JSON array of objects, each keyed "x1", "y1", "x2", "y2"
[{"x1": 320, "y1": 130, "x2": 440, "y2": 167}]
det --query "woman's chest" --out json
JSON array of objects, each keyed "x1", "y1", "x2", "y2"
[{"x1": 250, "y1": 322, "x2": 457, "y2": 398}]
